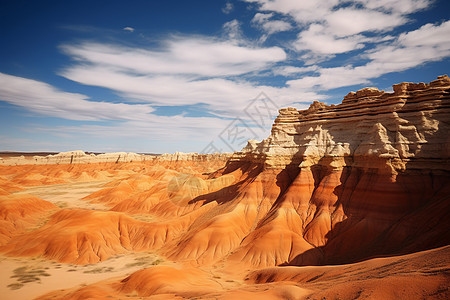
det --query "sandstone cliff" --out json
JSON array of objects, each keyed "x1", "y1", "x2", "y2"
[
  {"x1": 225, "y1": 75, "x2": 450, "y2": 266},
  {"x1": 235, "y1": 75, "x2": 450, "y2": 171},
  {"x1": 164, "y1": 75, "x2": 450, "y2": 267}
]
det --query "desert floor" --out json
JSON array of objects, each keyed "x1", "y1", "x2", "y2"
[{"x1": 0, "y1": 160, "x2": 448, "y2": 299}]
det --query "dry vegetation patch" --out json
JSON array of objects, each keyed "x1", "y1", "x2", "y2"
[{"x1": 8, "y1": 265, "x2": 51, "y2": 290}]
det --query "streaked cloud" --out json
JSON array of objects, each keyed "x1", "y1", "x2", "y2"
[
  {"x1": 245, "y1": 0, "x2": 435, "y2": 62},
  {"x1": 222, "y1": 19, "x2": 243, "y2": 40},
  {"x1": 287, "y1": 20, "x2": 450, "y2": 90},
  {"x1": 123, "y1": 26, "x2": 135, "y2": 32},
  {"x1": 58, "y1": 33, "x2": 322, "y2": 117},
  {"x1": 0, "y1": 72, "x2": 154, "y2": 121},
  {"x1": 251, "y1": 13, "x2": 292, "y2": 35},
  {"x1": 60, "y1": 37, "x2": 286, "y2": 78},
  {"x1": 272, "y1": 65, "x2": 319, "y2": 76},
  {"x1": 353, "y1": 0, "x2": 432, "y2": 14}
]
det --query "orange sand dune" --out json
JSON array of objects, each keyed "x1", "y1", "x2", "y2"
[
  {"x1": 35, "y1": 245, "x2": 450, "y2": 299},
  {"x1": 0, "y1": 200, "x2": 220, "y2": 265},
  {"x1": 247, "y1": 245, "x2": 450, "y2": 300},
  {"x1": 0, "y1": 208, "x2": 186, "y2": 264},
  {"x1": 0, "y1": 194, "x2": 57, "y2": 245},
  {"x1": 3, "y1": 158, "x2": 447, "y2": 269},
  {"x1": 1, "y1": 155, "x2": 449, "y2": 271},
  {"x1": 0, "y1": 176, "x2": 24, "y2": 192},
  {"x1": 0, "y1": 187, "x2": 9, "y2": 196},
  {"x1": 36, "y1": 265, "x2": 222, "y2": 299}
]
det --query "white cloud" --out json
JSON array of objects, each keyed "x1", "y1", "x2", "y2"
[
  {"x1": 287, "y1": 20, "x2": 450, "y2": 90},
  {"x1": 245, "y1": 0, "x2": 431, "y2": 22},
  {"x1": 364, "y1": 20, "x2": 450, "y2": 71},
  {"x1": 294, "y1": 24, "x2": 366, "y2": 55},
  {"x1": 272, "y1": 65, "x2": 319, "y2": 76},
  {"x1": 0, "y1": 44, "x2": 323, "y2": 152},
  {"x1": 222, "y1": 1, "x2": 234, "y2": 14},
  {"x1": 353, "y1": 0, "x2": 432, "y2": 14},
  {"x1": 60, "y1": 64, "x2": 322, "y2": 118},
  {"x1": 252, "y1": 12, "x2": 271, "y2": 24},
  {"x1": 245, "y1": 0, "x2": 340, "y2": 24},
  {"x1": 397, "y1": 20, "x2": 450, "y2": 47},
  {"x1": 245, "y1": 0, "x2": 434, "y2": 59},
  {"x1": 325, "y1": 8, "x2": 406, "y2": 37},
  {"x1": 61, "y1": 37, "x2": 286, "y2": 78},
  {"x1": 222, "y1": 19, "x2": 243, "y2": 40},
  {"x1": 0, "y1": 72, "x2": 154, "y2": 121},
  {"x1": 123, "y1": 26, "x2": 135, "y2": 32},
  {"x1": 251, "y1": 13, "x2": 292, "y2": 35},
  {"x1": 0, "y1": 72, "x2": 316, "y2": 152},
  {"x1": 58, "y1": 35, "x2": 324, "y2": 117}
]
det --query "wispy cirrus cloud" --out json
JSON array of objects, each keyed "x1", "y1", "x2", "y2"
[
  {"x1": 353, "y1": 0, "x2": 432, "y2": 14},
  {"x1": 222, "y1": 1, "x2": 234, "y2": 14},
  {"x1": 245, "y1": 0, "x2": 435, "y2": 62},
  {"x1": 60, "y1": 36, "x2": 285, "y2": 78},
  {"x1": 287, "y1": 20, "x2": 450, "y2": 90},
  {"x1": 242, "y1": 0, "x2": 449, "y2": 91},
  {"x1": 245, "y1": 0, "x2": 432, "y2": 23},
  {"x1": 58, "y1": 33, "x2": 322, "y2": 117},
  {"x1": 0, "y1": 72, "x2": 249, "y2": 151},
  {"x1": 0, "y1": 72, "x2": 154, "y2": 121},
  {"x1": 251, "y1": 13, "x2": 292, "y2": 35},
  {"x1": 123, "y1": 26, "x2": 135, "y2": 32}
]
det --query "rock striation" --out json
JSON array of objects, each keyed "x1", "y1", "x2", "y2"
[
  {"x1": 0, "y1": 151, "x2": 232, "y2": 166},
  {"x1": 234, "y1": 75, "x2": 450, "y2": 171},
  {"x1": 0, "y1": 150, "x2": 148, "y2": 165},
  {"x1": 225, "y1": 75, "x2": 450, "y2": 266}
]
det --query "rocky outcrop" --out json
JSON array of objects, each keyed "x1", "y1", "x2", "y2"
[
  {"x1": 0, "y1": 151, "x2": 232, "y2": 166},
  {"x1": 156, "y1": 152, "x2": 232, "y2": 163},
  {"x1": 233, "y1": 75, "x2": 450, "y2": 171},
  {"x1": 0, "y1": 150, "x2": 149, "y2": 165},
  {"x1": 224, "y1": 75, "x2": 450, "y2": 266}
]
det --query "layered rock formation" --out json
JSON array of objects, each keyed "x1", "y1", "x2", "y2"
[
  {"x1": 0, "y1": 150, "x2": 231, "y2": 166},
  {"x1": 235, "y1": 74, "x2": 450, "y2": 170},
  {"x1": 222, "y1": 75, "x2": 450, "y2": 266},
  {"x1": 225, "y1": 75, "x2": 450, "y2": 266}
]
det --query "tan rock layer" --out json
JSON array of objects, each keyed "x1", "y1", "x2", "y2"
[
  {"x1": 233, "y1": 75, "x2": 450, "y2": 171},
  {"x1": 0, "y1": 151, "x2": 232, "y2": 166}
]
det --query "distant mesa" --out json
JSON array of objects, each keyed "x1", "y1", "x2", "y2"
[{"x1": 0, "y1": 150, "x2": 232, "y2": 166}]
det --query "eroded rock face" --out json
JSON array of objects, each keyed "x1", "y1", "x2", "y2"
[
  {"x1": 129, "y1": 75, "x2": 448, "y2": 269},
  {"x1": 226, "y1": 75, "x2": 450, "y2": 266},
  {"x1": 234, "y1": 75, "x2": 450, "y2": 171}
]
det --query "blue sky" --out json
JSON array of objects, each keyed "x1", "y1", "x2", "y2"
[{"x1": 0, "y1": 0, "x2": 449, "y2": 153}]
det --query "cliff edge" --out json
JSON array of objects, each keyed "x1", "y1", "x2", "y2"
[{"x1": 234, "y1": 75, "x2": 450, "y2": 173}]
